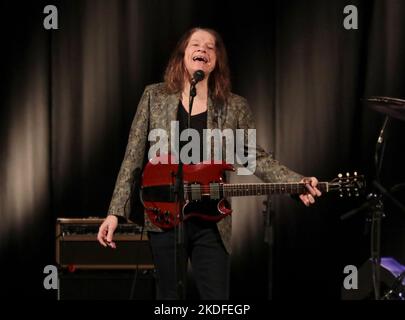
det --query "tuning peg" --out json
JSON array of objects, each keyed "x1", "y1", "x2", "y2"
[
  {"x1": 346, "y1": 172, "x2": 350, "y2": 177},
  {"x1": 338, "y1": 173, "x2": 343, "y2": 178},
  {"x1": 354, "y1": 172, "x2": 358, "y2": 176}
]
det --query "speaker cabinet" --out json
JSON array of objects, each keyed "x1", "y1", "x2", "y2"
[{"x1": 56, "y1": 218, "x2": 154, "y2": 269}]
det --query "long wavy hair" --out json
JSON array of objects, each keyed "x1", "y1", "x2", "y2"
[{"x1": 164, "y1": 28, "x2": 231, "y2": 104}]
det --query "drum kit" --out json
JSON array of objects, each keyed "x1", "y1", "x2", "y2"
[{"x1": 341, "y1": 96, "x2": 405, "y2": 300}]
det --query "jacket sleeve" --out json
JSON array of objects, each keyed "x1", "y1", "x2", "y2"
[
  {"x1": 236, "y1": 97, "x2": 304, "y2": 183},
  {"x1": 107, "y1": 87, "x2": 150, "y2": 219}
]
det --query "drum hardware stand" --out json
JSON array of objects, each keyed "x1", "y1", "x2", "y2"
[
  {"x1": 381, "y1": 270, "x2": 405, "y2": 300},
  {"x1": 342, "y1": 108, "x2": 405, "y2": 299},
  {"x1": 341, "y1": 115, "x2": 389, "y2": 299}
]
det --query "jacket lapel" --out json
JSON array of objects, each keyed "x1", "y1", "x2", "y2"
[
  {"x1": 207, "y1": 95, "x2": 217, "y2": 130},
  {"x1": 165, "y1": 92, "x2": 180, "y2": 127},
  {"x1": 163, "y1": 92, "x2": 180, "y2": 157}
]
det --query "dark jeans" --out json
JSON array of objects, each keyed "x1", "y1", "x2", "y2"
[{"x1": 148, "y1": 219, "x2": 230, "y2": 300}]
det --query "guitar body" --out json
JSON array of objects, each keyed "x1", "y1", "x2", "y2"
[{"x1": 141, "y1": 155, "x2": 234, "y2": 229}]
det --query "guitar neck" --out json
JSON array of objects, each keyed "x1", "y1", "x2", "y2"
[{"x1": 222, "y1": 182, "x2": 328, "y2": 197}]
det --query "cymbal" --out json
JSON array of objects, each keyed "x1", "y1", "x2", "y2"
[{"x1": 363, "y1": 96, "x2": 405, "y2": 121}]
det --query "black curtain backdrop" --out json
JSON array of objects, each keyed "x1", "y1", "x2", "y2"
[{"x1": 1, "y1": 0, "x2": 405, "y2": 300}]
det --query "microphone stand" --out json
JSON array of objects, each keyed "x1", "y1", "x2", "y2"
[{"x1": 174, "y1": 80, "x2": 197, "y2": 299}]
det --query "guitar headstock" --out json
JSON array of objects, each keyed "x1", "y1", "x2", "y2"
[{"x1": 329, "y1": 172, "x2": 366, "y2": 197}]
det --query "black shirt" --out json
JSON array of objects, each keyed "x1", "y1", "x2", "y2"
[{"x1": 177, "y1": 100, "x2": 207, "y2": 163}]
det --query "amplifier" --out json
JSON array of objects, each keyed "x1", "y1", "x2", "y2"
[{"x1": 56, "y1": 218, "x2": 154, "y2": 269}]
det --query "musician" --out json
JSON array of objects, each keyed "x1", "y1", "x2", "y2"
[{"x1": 97, "y1": 27, "x2": 322, "y2": 299}]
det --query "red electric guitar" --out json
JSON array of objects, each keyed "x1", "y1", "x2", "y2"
[{"x1": 140, "y1": 155, "x2": 365, "y2": 229}]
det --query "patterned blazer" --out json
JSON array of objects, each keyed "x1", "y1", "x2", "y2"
[{"x1": 108, "y1": 82, "x2": 303, "y2": 254}]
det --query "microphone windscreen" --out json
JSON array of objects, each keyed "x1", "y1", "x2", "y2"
[{"x1": 193, "y1": 70, "x2": 205, "y2": 83}]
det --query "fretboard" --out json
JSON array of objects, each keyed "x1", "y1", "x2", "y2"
[{"x1": 221, "y1": 182, "x2": 328, "y2": 197}]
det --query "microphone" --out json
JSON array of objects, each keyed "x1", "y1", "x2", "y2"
[{"x1": 191, "y1": 70, "x2": 205, "y2": 85}]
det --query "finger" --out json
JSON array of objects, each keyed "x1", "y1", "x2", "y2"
[
  {"x1": 310, "y1": 177, "x2": 318, "y2": 188},
  {"x1": 106, "y1": 224, "x2": 114, "y2": 243},
  {"x1": 97, "y1": 225, "x2": 107, "y2": 247},
  {"x1": 299, "y1": 194, "x2": 310, "y2": 206},
  {"x1": 309, "y1": 178, "x2": 322, "y2": 197},
  {"x1": 309, "y1": 178, "x2": 322, "y2": 196},
  {"x1": 305, "y1": 184, "x2": 318, "y2": 197},
  {"x1": 307, "y1": 194, "x2": 315, "y2": 204}
]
